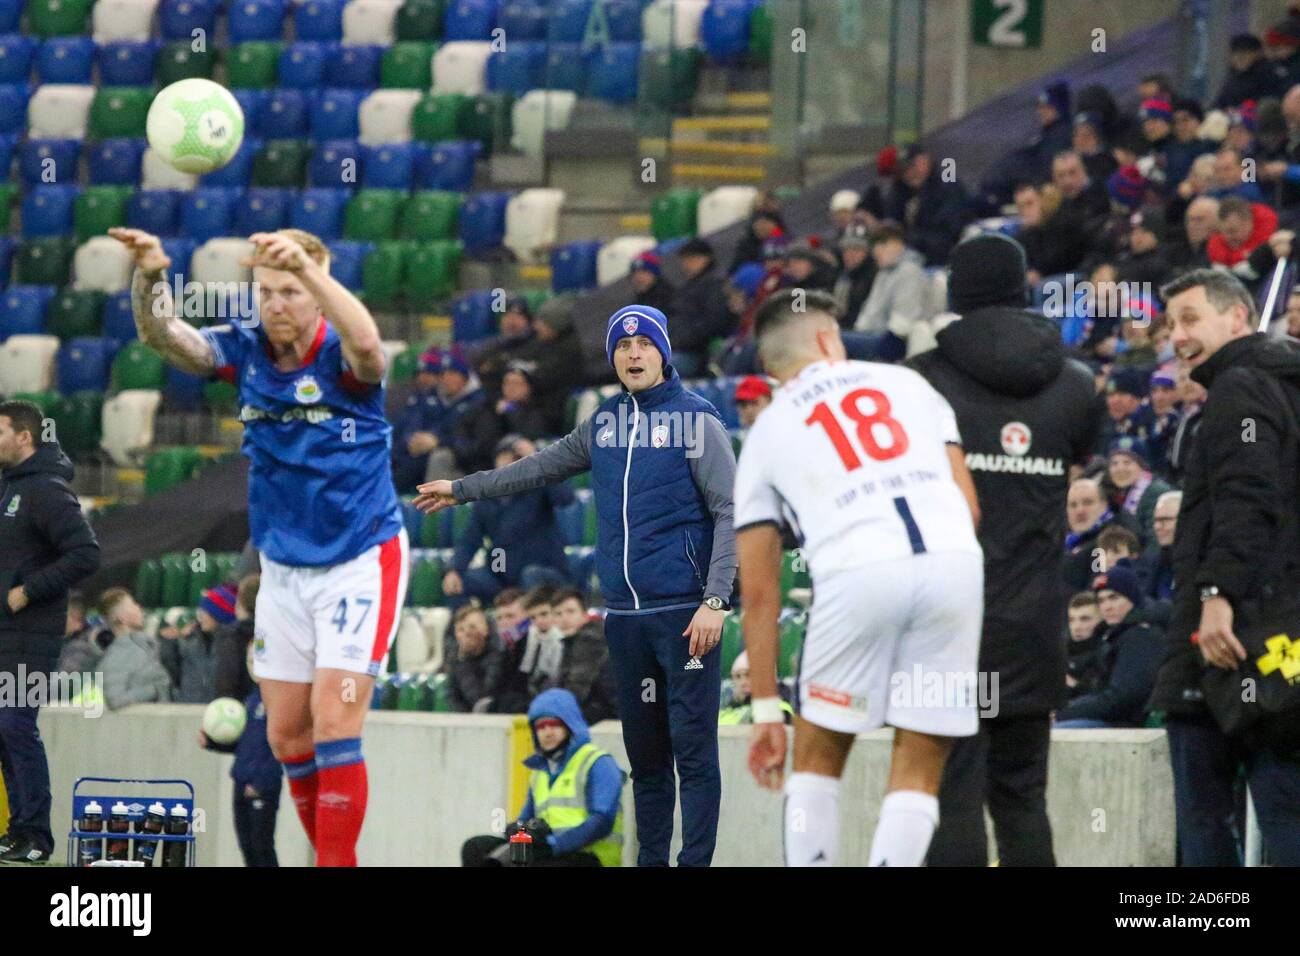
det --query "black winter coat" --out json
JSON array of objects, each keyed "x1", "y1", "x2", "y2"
[
  {"x1": 671, "y1": 266, "x2": 735, "y2": 355},
  {"x1": 1058, "y1": 607, "x2": 1163, "y2": 726}
]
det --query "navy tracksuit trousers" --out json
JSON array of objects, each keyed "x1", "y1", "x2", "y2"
[{"x1": 604, "y1": 605, "x2": 722, "y2": 867}]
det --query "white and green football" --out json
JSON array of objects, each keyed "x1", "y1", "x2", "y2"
[{"x1": 146, "y1": 78, "x2": 245, "y2": 175}]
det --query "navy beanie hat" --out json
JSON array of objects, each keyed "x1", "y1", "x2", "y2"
[
  {"x1": 606, "y1": 304, "x2": 672, "y2": 368},
  {"x1": 1092, "y1": 563, "x2": 1144, "y2": 608}
]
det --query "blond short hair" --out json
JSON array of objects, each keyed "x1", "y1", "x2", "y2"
[{"x1": 252, "y1": 229, "x2": 330, "y2": 272}]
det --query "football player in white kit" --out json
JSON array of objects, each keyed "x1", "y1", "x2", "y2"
[{"x1": 737, "y1": 290, "x2": 984, "y2": 866}]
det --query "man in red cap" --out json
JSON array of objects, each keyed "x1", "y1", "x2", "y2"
[{"x1": 733, "y1": 375, "x2": 772, "y2": 429}]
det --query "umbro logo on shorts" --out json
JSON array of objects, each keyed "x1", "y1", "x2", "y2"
[{"x1": 684, "y1": 657, "x2": 703, "y2": 671}]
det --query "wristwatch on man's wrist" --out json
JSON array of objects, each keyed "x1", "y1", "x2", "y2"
[
  {"x1": 704, "y1": 596, "x2": 728, "y2": 611},
  {"x1": 1199, "y1": 585, "x2": 1224, "y2": 603}
]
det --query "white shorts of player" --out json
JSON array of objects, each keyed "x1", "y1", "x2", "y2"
[
  {"x1": 798, "y1": 549, "x2": 984, "y2": 738},
  {"x1": 252, "y1": 528, "x2": 410, "y2": 683}
]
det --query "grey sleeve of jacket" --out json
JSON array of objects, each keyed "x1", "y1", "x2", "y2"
[
  {"x1": 689, "y1": 414, "x2": 739, "y2": 602},
  {"x1": 452, "y1": 417, "x2": 593, "y2": 502}
]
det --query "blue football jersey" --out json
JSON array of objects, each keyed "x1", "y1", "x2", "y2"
[{"x1": 201, "y1": 317, "x2": 402, "y2": 567}]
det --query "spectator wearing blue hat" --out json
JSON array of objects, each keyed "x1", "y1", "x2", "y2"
[
  {"x1": 160, "y1": 583, "x2": 238, "y2": 704},
  {"x1": 422, "y1": 351, "x2": 503, "y2": 481},
  {"x1": 1103, "y1": 436, "x2": 1172, "y2": 547},
  {"x1": 1095, "y1": 366, "x2": 1155, "y2": 455},
  {"x1": 392, "y1": 348, "x2": 447, "y2": 493},
  {"x1": 625, "y1": 252, "x2": 676, "y2": 314},
  {"x1": 1146, "y1": 369, "x2": 1182, "y2": 478}
]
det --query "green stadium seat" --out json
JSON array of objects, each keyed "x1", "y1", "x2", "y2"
[
  {"x1": 11, "y1": 390, "x2": 61, "y2": 420},
  {"x1": 460, "y1": 93, "x2": 512, "y2": 151},
  {"x1": 204, "y1": 379, "x2": 238, "y2": 410},
  {"x1": 45, "y1": 290, "x2": 105, "y2": 341},
  {"x1": 419, "y1": 510, "x2": 440, "y2": 548},
  {"x1": 29, "y1": 0, "x2": 93, "y2": 37},
  {"x1": 407, "y1": 554, "x2": 444, "y2": 606},
  {"x1": 50, "y1": 394, "x2": 102, "y2": 453},
  {"x1": 389, "y1": 344, "x2": 422, "y2": 384},
  {"x1": 412, "y1": 92, "x2": 469, "y2": 143},
  {"x1": 15, "y1": 238, "x2": 72, "y2": 286},
  {"x1": 780, "y1": 549, "x2": 810, "y2": 601},
  {"x1": 395, "y1": 0, "x2": 445, "y2": 41},
  {"x1": 226, "y1": 42, "x2": 282, "y2": 89},
  {"x1": 74, "y1": 187, "x2": 131, "y2": 243},
  {"x1": 778, "y1": 611, "x2": 805, "y2": 679},
  {"x1": 582, "y1": 496, "x2": 597, "y2": 546},
  {"x1": 134, "y1": 559, "x2": 163, "y2": 608},
  {"x1": 0, "y1": 183, "x2": 17, "y2": 222},
  {"x1": 252, "y1": 140, "x2": 311, "y2": 189},
  {"x1": 719, "y1": 611, "x2": 743, "y2": 678},
  {"x1": 361, "y1": 240, "x2": 411, "y2": 307},
  {"x1": 403, "y1": 240, "x2": 460, "y2": 306},
  {"x1": 398, "y1": 672, "x2": 434, "y2": 711},
  {"x1": 111, "y1": 341, "x2": 167, "y2": 391},
  {"x1": 639, "y1": 48, "x2": 701, "y2": 110},
  {"x1": 399, "y1": 190, "x2": 461, "y2": 242},
  {"x1": 429, "y1": 672, "x2": 452, "y2": 712},
  {"x1": 145, "y1": 446, "x2": 203, "y2": 496},
  {"x1": 518, "y1": 289, "x2": 549, "y2": 314},
  {"x1": 186, "y1": 558, "x2": 218, "y2": 607},
  {"x1": 748, "y1": 3, "x2": 773, "y2": 65},
  {"x1": 212, "y1": 551, "x2": 241, "y2": 586},
  {"x1": 345, "y1": 189, "x2": 405, "y2": 241},
  {"x1": 651, "y1": 188, "x2": 701, "y2": 241},
  {"x1": 158, "y1": 553, "x2": 190, "y2": 608},
  {"x1": 567, "y1": 471, "x2": 589, "y2": 490},
  {"x1": 378, "y1": 674, "x2": 401, "y2": 709},
  {"x1": 381, "y1": 41, "x2": 435, "y2": 89},
  {"x1": 156, "y1": 42, "x2": 216, "y2": 85},
  {"x1": 88, "y1": 88, "x2": 153, "y2": 140}
]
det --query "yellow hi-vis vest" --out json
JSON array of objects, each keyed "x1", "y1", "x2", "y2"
[{"x1": 529, "y1": 742, "x2": 624, "y2": 867}]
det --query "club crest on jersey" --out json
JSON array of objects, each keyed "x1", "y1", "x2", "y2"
[
  {"x1": 4, "y1": 494, "x2": 18, "y2": 516},
  {"x1": 651, "y1": 424, "x2": 670, "y2": 448},
  {"x1": 1000, "y1": 421, "x2": 1032, "y2": 457},
  {"x1": 293, "y1": 375, "x2": 322, "y2": 404},
  {"x1": 622, "y1": 314, "x2": 639, "y2": 335}
]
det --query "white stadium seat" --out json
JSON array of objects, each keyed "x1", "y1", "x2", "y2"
[
  {"x1": 504, "y1": 188, "x2": 566, "y2": 264},
  {"x1": 381, "y1": 339, "x2": 407, "y2": 364},
  {"x1": 642, "y1": 0, "x2": 710, "y2": 49},
  {"x1": 0, "y1": 334, "x2": 60, "y2": 394},
  {"x1": 92, "y1": 0, "x2": 161, "y2": 43},
  {"x1": 432, "y1": 41, "x2": 492, "y2": 96},
  {"x1": 509, "y1": 89, "x2": 576, "y2": 157},
  {"x1": 697, "y1": 185, "x2": 758, "y2": 235},
  {"x1": 357, "y1": 89, "x2": 422, "y2": 145},
  {"x1": 341, "y1": 0, "x2": 404, "y2": 46},
  {"x1": 100, "y1": 388, "x2": 163, "y2": 467},
  {"x1": 141, "y1": 148, "x2": 199, "y2": 190},
  {"x1": 395, "y1": 607, "x2": 447, "y2": 674},
  {"x1": 189, "y1": 238, "x2": 254, "y2": 286},
  {"x1": 73, "y1": 237, "x2": 135, "y2": 293},
  {"x1": 597, "y1": 235, "x2": 657, "y2": 287},
  {"x1": 411, "y1": 607, "x2": 451, "y2": 673},
  {"x1": 27, "y1": 84, "x2": 96, "y2": 139}
]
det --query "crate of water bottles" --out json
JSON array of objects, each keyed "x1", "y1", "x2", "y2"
[{"x1": 66, "y1": 777, "x2": 197, "y2": 868}]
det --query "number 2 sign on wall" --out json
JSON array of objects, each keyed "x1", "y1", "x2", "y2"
[{"x1": 971, "y1": 0, "x2": 1044, "y2": 49}]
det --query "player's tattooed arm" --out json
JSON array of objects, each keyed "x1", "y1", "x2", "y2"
[{"x1": 130, "y1": 267, "x2": 217, "y2": 376}]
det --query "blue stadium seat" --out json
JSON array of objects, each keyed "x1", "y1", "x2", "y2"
[
  {"x1": 234, "y1": 187, "x2": 291, "y2": 234},
  {"x1": 550, "y1": 239, "x2": 599, "y2": 292},
  {"x1": 564, "y1": 545, "x2": 595, "y2": 591},
  {"x1": 256, "y1": 88, "x2": 309, "y2": 138},
  {"x1": 0, "y1": 286, "x2": 55, "y2": 340},
  {"x1": 603, "y1": 0, "x2": 643, "y2": 41},
  {"x1": 36, "y1": 37, "x2": 97, "y2": 84},
  {"x1": 88, "y1": 138, "x2": 147, "y2": 186},
  {"x1": 310, "y1": 88, "x2": 363, "y2": 140},
  {"x1": 290, "y1": 187, "x2": 349, "y2": 239},
  {"x1": 0, "y1": 0, "x2": 20, "y2": 32},
  {"x1": 0, "y1": 131, "x2": 16, "y2": 180},
  {"x1": 701, "y1": 0, "x2": 752, "y2": 63},
  {"x1": 486, "y1": 42, "x2": 543, "y2": 95},
  {"x1": 654, "y1": 235, "x2": 686, "y2": 258},
  {"x1": 325, "y1": 44, "x2": 383, "y2": 89},
  {"x1": 497, "y1": 0, "x2": 546, "y2": 40},
  {"x1": 546, "y1": 0, "x2": 591, "y2": 43},
  {"x1": 229, "y1": 88, "x2": 267, "y2": 129},
  {"x1": 58, "y1": 337, "x2": 116, "y2": 394},
  {"x1": 160, "y1": 237, "x2": 196, "y2": 276},
  {"x1": 457, "y1": 190, "x2": 509, "y2": 255},
  {"x1": 361, "y1": 143, "x2": 415, "y2": 189},
  {"x1": 179, "y1": 188, "x2": 239, "y2": 241},
  {"x1": 18, "y1": 139, "x2": 79, "y2": 186},
  {"x1": 451, "y1": 289, "x2": 495, "y2": 343},
  {"x1": 415, "y1": 139, "x2": 478, "y2": 191},
  {"x1": 327, "y1": 239, "x2": 370, "y2": 291},
  {"x1": 165, "y1": 364, "x2": 207, "y2": 409},
  {"x1": 21, "y1": 186, "x2": 79, "y2": 239},
  {"x1": 308, "y1": 138, "x2": 361, "y2": 188},
  {"x1": 294, "y1": 0, "x2": 345, "y2": 42},
  {"x1": 443, "y1": 0, "x2": 499, "y2": 41},
  {"x1": 279, "y1": 43, "x2": 332, "y2": 89},
  {"x1": 198, "y1": 135, "x2": 260, "y2": 187},
  {"x1": 0, "y1": 84, "x2": 28, "y2": 135},
  {"x1": 102, "y1": 289, "x2": 137, "y2": 343},
  {"x1": 0, "y1": 236, "x2": 16, "y2": 287},
  {"x1": 586, "y1": 42, "x2": 639, "y2": 103},
  {"x1": 159, "y1": 0, "x2": 220, "y2": 42},
  {"x1": 228, "y1": 0, "x2": 288, "y2": 44},
  {"x1": 542, "y1": 44, "x2": 585, "y2": 93},
  {"x1": 0, "y1": 35, "x2": 37, "y2": 85},
  {"x1": 99, "y1": 41, "x2": 158, "y2": 86},
  {"x1": 554, "y1": 497, "x2": 584, "y2": 547}
]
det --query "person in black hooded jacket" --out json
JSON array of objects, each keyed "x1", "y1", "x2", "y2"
[
  {"x1": 909, "y1": 234, "x2": 1099, "y2": 867},
  {"x1": 0, "y1": 400, "x2": 100, "y2": 863}
]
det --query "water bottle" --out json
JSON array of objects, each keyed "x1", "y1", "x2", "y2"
[
  {"x1": 132, "y1": 802, "x2": 167, "y2": 865},
  {"x1": 105, "y1": 801, "x2": 131, "y2": 861},
  {"x1": 162, "y1": 803, "x2": 190, "y2": 868},
  {"x1": 78, "y1": 801, "x2": 104, "y2": 867},
  {"x1": 508, "y1": 826, "x2": 533, "y2": 866}
]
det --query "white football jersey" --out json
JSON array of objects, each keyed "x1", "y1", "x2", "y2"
[{"x1": 734, "y1": 359, "x2": 981, "y2": 577}]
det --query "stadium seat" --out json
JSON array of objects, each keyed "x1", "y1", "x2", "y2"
[
  {"x1": 35, "y1": 37, "x2": 97, "y2": 84},
  {"x1": 226, "y1": 41, "x2": 282, "y2": 88},
  {"x1": 308, "y1": 138, "x2": 361, "y2": 188},
  {"x1": 395, "y1": 0, "x2": 444, "y2": 41},
  {"x1": 186, "y1": 555, "x2": 219, "y2": 606},
  {"x1": 0, "y1": 84, "x2": 29, "y2": 134},
  {"x1": 503, "y1": 187, "x2": 563, "y2": 264},
  {"x1": 414, "y1": 138, "x2": 477, "y2": 190},
  {"x1": 361, "y1": 142, "x2": 415, "y2": 187},
  {"x1": 73, "y1": 235, "x2": 134, "y2": 292},
  {"x1": 586, "y1": 42, "x2": 639, "y2": 103},
  {"x1": 15, "y1": 238, "x2": 72, "y2": 285},
  {"x1": 405, "y1": 241, "x2": 461, "y2": 303},
  {"x1": 97, "y1": 40, "x2": 158, "y2": 85},
  {"x1": 87, "y1": 138, "x2": 147, "y2": 187},
  {"x1": 463, "y1": 91, "x2": 512, "y2": 150},
  {"x1": 179, "y1": 188, "x2": 238, "y2": 241},
  {"x1": 101, "y1": 388, "x2": 161, "y2": 465},
  {"x1": 509, "y1": 88, "x2": 575, "y2": 156},
  {"x1": 155, "y1": 41, "x2": 215, "y2": 85},
  {"x1": 381, "y1": 40, "x2": 435, "y2": 89},
  {"x1": 486, "y1": 42, "x2": 543, "y2": 95},
  {"x1": 701, "y1": 0, "x2": 751, "y2": 63},
  {"x1": 251, "y1": 139, "x2": 310, "y2": 187},
  {"x1": 0, "y1": 333, "x2": 60, "y2": 392},
  {"x1": 310, "y1": 88, "x2": 364, "y2": 140},
  {"x1": 639, "y1": 45, "x2": 700, "y2": 109},
  {"x1": 278, "y1": 41, "x2": 331, "y2": 88},
  {"x1": 328, "y1": 239, "x2": 369, "y2": 290},
  {"x1": 432, "y1": 41, "x2": 491, "y2": 95},
  {"x1": 190, "y1": 237, "x2": 254, "y2": 285},
  {"x1": 651, "y1": 186, "x2": 700, "y2": 241},
  {"x1": 358, "y1": 89, "x2": 422, "y2": 145},
  {"x1": 89, "y1": 87, "x2": 152, "y2": 139},
  {"x1": 450, "y1": 288, "x2": 493, "y2": 342},
  {"x1": 289, "y1": 188, "x2": 348, "y2": 239},
  {"x1": 198, "y1": 136, "x2": 259, "y2": 188},
  {"x1": 550, "y1": 238, "x2": 599, "y2": 292},
  {"x1": 27, "y1": 83, "x2": 96, "y2": 139},
  {"x1": 57, "y1": 336, "x2": 115, "y2": 393},
  {"x1": 604, "y1": 0, "x2": 643, "y2": 41},
  {"x1": 642, "y1": 0, "x2": 708, "y2": 48},
  {"x1": 160, "y1": 236, "x2": 196, "y2": 275},
  {"x1": 141, "y1": 147, "x2": 199, "y2": 190},
  {"x1": 389, "y1": 343, "x2": 421, "y2": 383},
  {"x1": 407, "y1": 554, "x2": 444, "y2": 605},
  {"x1": 132, "y1": 557, "x2": 163, "y2": 606},
  {"x1": 101, "y1": 289, "x2": 137, "y2": 342},
  {"x1": 456, "y1": 189, "x2": 508, "y2": 255},
  {"x1": 228, "y1": 0, "x2": 287, "y2": 44},
  {"x1": 343, "y1": 0, "x2": 404, "y2": 46},
  {"x1": 22, "y1": 186, "x2": 79, "y2": 239},
  {"x1": 0, "y1": 0, "x2": 17, "y2": 31},
  {"x1": 295, "y1": 0, "x2": 345, "y2": 41},
  {"x1": 399, "y1": 189, "x2": 460, "y2": 241},
  {"x1": 55, "y1": 389, "x2": 103, "y2": 456},
  {"x1": 0, "y1": 286, "x2": 54, "y2": 340},
  {"x1": 155, "y1": 555, "x2": 188, "y2": 605},
  {"x1": 74, "y1": 186, "x2": 131, "y2": 242},
  {"x1": 443, "y1": 0, "x2": 498, "y2": 41},
  {"x1": 234, "y1": 187, "x2": 291, "y2": 233},
  {"x1": 45, "y1": 289, "x2": 105, "y2": 341},
  {"x1": 326, "y1": 44, "x2": 384, "y2": 88},
  {"x1": 597, "y1": 235, "x2": 655, "y2": 286},
  {"x1": 0, "y1": 34, "x2": 37, "y2": 84},
  {"x1": 147, "y1": 447, "x2": 203, "y2": 496},
  {"x1": 18, "y1": 139, "x2": 81, "y2": 186},
  {"x1": 411, "y1": 91, "x2": 467, "y2": 142},
  {"x1": 164, "y1": 364, "x2": 206, "y2": 408},
  {"x1": 541, "y1": 43, "x2": 584, "y2": 94},
  {"x1": 555, "y1": 497, "x2": 583, "y2": 547},
  {"x1": 29, "y1": 0, "x2": 94, "y2": 38},
  {"x1": 697, "y1": 184, "x2": 757, "y2": 234},
  {"x1": 360, "y1": 239, "x2": 408, "y2": 305},
  {"x1": 92, "y1": 0, "x2": 162, "y2": 44},
  {"x1": 159, "y1": 0, "x2": 219, "y2": 41},
  {"x1": 545, "y1": 0, "x2": 590, "y2": 42},
  {"x1": 256, "y1": 89, "x2": 309, "y2": 138},
  {"x1": 345, "y1": 188, "x2": 404, "y2": 241},
  {"x1": 0, "y1": 235, "x2": 15, "y2": 286},
  {"x1": 498, "y1": 0, "x2": 545, "y2": 40}
]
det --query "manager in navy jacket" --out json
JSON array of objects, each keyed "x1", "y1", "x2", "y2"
[{"x1": 416, "y1": 305, "x2": 738, "y2": 867}]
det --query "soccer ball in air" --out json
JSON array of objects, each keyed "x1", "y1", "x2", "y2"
[
  {"x1": 202, "y1": 697, "x2": 248, "y2": 745},
  {"x1": 146, "y1": 79, "x2": 245, "y2": 174}
]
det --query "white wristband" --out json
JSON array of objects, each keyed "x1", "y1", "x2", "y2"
[{"x1": 751, "y1": 697, "x2": 784, "y2": 724}]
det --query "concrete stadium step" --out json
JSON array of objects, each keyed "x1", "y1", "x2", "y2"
[
  {"x1": 672, "y1": 114, "x2": 771, "y2": 134},
  {"x1": 671, "y1": 161, "x2": 770, "y2": 185}
]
